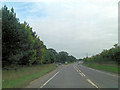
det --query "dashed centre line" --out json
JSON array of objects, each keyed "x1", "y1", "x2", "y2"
[
  {"x1": 73, "y1": 64, "x2": 99, "y2": 89},
  {"x1": 87, "y1": 79, "x2": 99, "y2": 88}
]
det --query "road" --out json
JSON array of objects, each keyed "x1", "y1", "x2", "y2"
[{"x1": 26, "y1": 62, "x2": 118, "y2": 89}]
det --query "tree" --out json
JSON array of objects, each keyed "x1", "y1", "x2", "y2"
[
  {"x1": 58, "y1": 51, "x2": 69, "y2": 63},
  {"x1": 83, "y1": 44, "x2": 120, "y2": 64},
  {"x1": 68, "y1": 55, "x2": 77, "y2": 62},
  {"x1": 47, "y1": 48, "x2": 57, "y2": 63},
  {"x1": 2, "y1": 5, "x2": 78, "y2": 67},
  {"x1": 2, "y1": 5, "x2": 27, "y2": 66}
]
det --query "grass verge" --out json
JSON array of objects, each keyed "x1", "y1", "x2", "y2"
[
  {"x1": 2, "y1": 64, "x2": 57, "y2": 88},
  {"x1": 83, "y1": 63, "x2": 119, "y2": 74}
]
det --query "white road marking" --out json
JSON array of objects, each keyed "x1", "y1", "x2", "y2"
[
  {"x1": 73, "y1": 65, "x2": 78, "y2": 72},
  {"x1": 40, "y1": 71, "x2": 59, "y2": 88},
  {"x1": 81, "y1": 73, "x2": 86, "y2": 77},
  {"x1": 73, "y1": 65, "x2": 85, "y2": 77},
  {"x1": 74, "y1": 64, "x2": 99, "y2": 88},
  {"x1": 79, "y1": 73, "x2": 84, "y2": 77},
  {"x1": 87, "y1": 79, "x2": 99, "y2": 88},
  {"x1": 78, "y1": 69, "x2": 81, "y2": 72},
  {"x1": 81, "y1": 65, "x2": 118, "y2": 77}
]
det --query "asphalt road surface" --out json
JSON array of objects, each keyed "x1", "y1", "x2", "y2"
[{"x1": 26, "y1": 62, "x2": 118, "y2": 88}]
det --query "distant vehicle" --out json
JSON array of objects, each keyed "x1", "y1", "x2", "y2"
[
  {"x1": 78, "y1": 61, "x2": 81, "y2": 65},
  {"x1": 65, "y1": 61, "x2": 68, "y2": 64},
  {"x1": 58, "y1": 63, "x2": 62, "y2": 65},
  {"x1": 54, "y1": 62, "x2": 62, "y2": 66}
]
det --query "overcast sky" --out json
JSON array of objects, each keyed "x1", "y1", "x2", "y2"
[{"x1": 2, "y1": 0, "x2": 118, "y2": 59}]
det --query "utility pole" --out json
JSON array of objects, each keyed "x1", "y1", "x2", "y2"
[{"x1": 86, "y1": 53, "x2": 88, "y2": 58}]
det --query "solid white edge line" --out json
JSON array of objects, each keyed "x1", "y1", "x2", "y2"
[{"x1": 40, "y1": 71, "x2": 59, "y2": 88}]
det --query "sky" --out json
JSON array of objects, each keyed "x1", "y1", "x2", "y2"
[{"x1": 1, "y1": 0, "x2": 119, "y2": 59}]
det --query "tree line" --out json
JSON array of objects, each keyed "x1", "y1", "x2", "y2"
[
  {"x1": 2, "y1": 6, "x2": 77, "y2": 67},
  {"x1": 83, "y1": 44, "x2": 120, "y2": 64}
]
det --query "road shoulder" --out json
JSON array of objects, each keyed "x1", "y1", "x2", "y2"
[{"x1": 26, "y1": 65, "x2": 63, "y2": 88}]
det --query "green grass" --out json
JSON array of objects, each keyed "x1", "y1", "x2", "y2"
[
  {"x1": 83, "y1": 63, "x2": 119, "y2": 73},
  {"x1": 2, "y1": 64, "x2": 57, "y2": 88}
]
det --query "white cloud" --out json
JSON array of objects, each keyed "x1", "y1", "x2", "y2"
[
  {"x1": 2, "y1": 0, "x2": 119, "y2": 3},
  {"x1": 2, "y1": 0, "x2": 118, "y2": 58}
]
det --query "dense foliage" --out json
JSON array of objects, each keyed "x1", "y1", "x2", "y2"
[
  {"x1": 83, "y1": 44, "x2": 120, "y2": 64},
  {"x1": 2, "y1": 6, "x2": 77, "y2": 67}
]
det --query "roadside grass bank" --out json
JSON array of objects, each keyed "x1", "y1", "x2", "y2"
[
  {"x1": 2, "y1": 64, "x2": 57, "y2": 88},
  {"x1": 82, "y1": 63, "x2": 119, "y2": 74}
]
